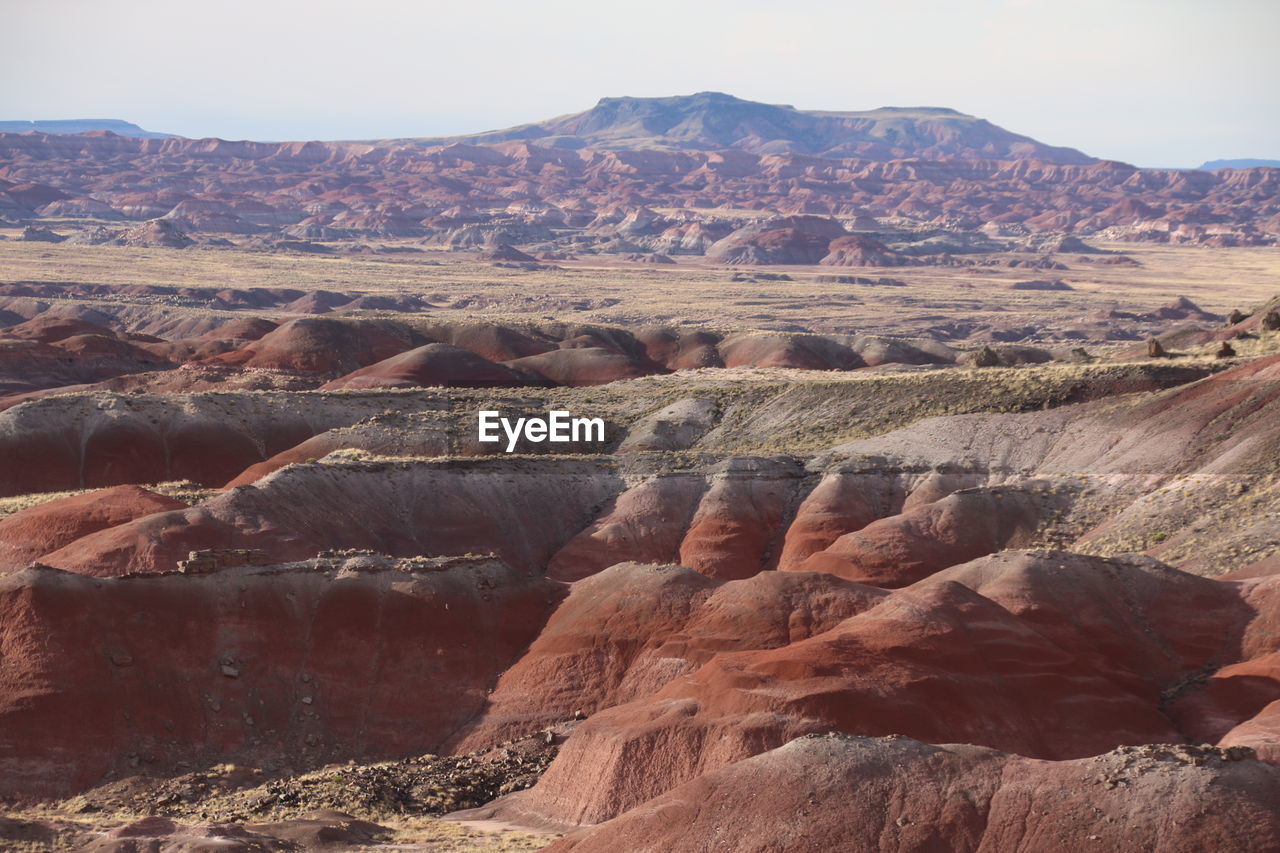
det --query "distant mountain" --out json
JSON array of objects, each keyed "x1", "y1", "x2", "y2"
[
  {"x1": 0, "y1": 119, "x2": 175, "y2": 138},
  {"x1": 1199, "y1": 158, "x2": 1280, "y2": 170},
  {"x1": 395, "y1": 92, "x2": 1096, "y2": 164}
]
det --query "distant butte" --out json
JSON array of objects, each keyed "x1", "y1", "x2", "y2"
[{"x1": 377, "y1": 91, "x2": 1099, "y2": 164}]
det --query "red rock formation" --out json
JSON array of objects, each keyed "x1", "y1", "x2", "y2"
[
  {"x1": 775, "y1": 469, "x2": 908, "y2": 570},
  {"x1": 422, "y1": 321, "x2": 556, "y2": 362},
  {"x1": 793, "y1": 485, "x2": 1048, "y2": 586},
  {"x1": 819, "y1": 234, "x2": 915, "y2": 267},
  {"x1": 535, "y1": 735, "x2": 1280, "y2": 852},
  {"x1": 705, "y1": 216, "x2": 846, "y2": 265},
  {"x1": 450, "y1": 563, "x2": 885, "y2": 752},
  {"x1": 497, "y1": 553, "x2": 1221, "y2": 826},
  {"x1": 677, "y1": 458, "x2": 803, "y2": 579},
  {"x1": 37, "y1": 457, "x2": 623, "y2": 577},
  {"x1": 547, "y1": 475, "x2": 709, "y2": 581},
  {"x1": 0, "y1": 131, "x2": 1274, "y2": 246},
  {"x1": 0, "y1": 557, "x2": 558, "y2": 799},
  {"x1": 320, "y1": 343, "x2": 524, "y2": 390},
  {"x1": 505, "y1": 347, "x2": 664, "y2": 386},
  {"x1": 0, "y1": 486, "x2": 187, "y2": 570},
  {"x1": 633, "y1": 327, "x2": 723, "y2": 370},
  {"x1": 207, "y1": 317, "x2": 422, "y2": 375},
  {"x1": 718, "y1": 332, "x2": 864, "y2": 370},
  {"x1": 0, "y1": 391, "x2": 414, "y2": 496}
]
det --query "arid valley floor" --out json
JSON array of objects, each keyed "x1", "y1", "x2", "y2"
[{"x1": 2, "y1": 99, "x2": 1280, "y2": 851}]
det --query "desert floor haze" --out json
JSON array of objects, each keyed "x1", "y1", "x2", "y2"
[{"x1": 1, "y1": 77, "x2": 1279, "y2": 853}]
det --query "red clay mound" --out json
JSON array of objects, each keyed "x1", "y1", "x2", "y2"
[
  {"x1": 820, "y1": 234, "x2": 915, "y2": 267},
  {"x1": 776, "y1": 469, "x2": 908, "y2": 570},
  {"x1": 634, "y1": 327, "x2": 723, "y2": 370},
  {"x1": 451, "y1": 563, "x2": 885, "y2": 753},
  {"x1": 282, "y1": 290, "x2": 355, "y2": 314},
  {"x1": 504, "y1": 574, "x2": 1189, "y2": 825},
  {"x1": 547, "y1": 474, "x2": 709, "y2": 581},
  {"x1": 0, "y1": 331, "x2": 173, "y2": 397},
  {"x1": 505, "y1": 347, "x2": 664, "y2": 386},
  {"x1": 718, "y1": 332, "x2": 864, "y2": 370},
  {"x1": 477, "y1": 242, "x2": 538, "y2": 262},
  {"x1": 927, "y1": 550, "x2": 1253, "y2": 699},
  {"x1": 794, "y1": 485, "x2": 1047, "y2": 586},
  {"x1": 1171, "y1": 653, "x2": 1280, "y2": 760},
  {"x1": 40, "y1": 457, "x2": 624, "y2": 576},
  {"x1": 705, "y1": 216, "x2": 846, "y2": 265},
  {"x1": 0, "y1": 392, "x2": 441, "y2": 497},
  {"x1": 320, "y1": 343, "x2": 524, "y2": 390},
  {"x1": 1166, "y1": 574, "x2": 1280, "y2": 761},
  {"x1": 422, "y1": 322, "x2": 556, "y2": 362},
  {"x1": 0, "y1": 486, "x2": 187, "y2": 571},
  {"x1": 198, "y1": 317, "x2": 279, "y2": 342},
  {"x1": 677, "y1": 458, "x2": 804, "y2": 579},
  {"x1": 207, "y1": 317, "x2": 422, "y2": 375},
  {"x1": 0, "y1": 558, "x2": 557, "y2": 799},
  {"x1": 1220, "y1": 697, "x2": 1280, "y2": 763},
  {"x1": 38, "y1": 506, "x2": 245, "y2": 578},
  {"x1": 2, "y1": 315, "x2": 118, "y2": 343},
  {"x1": 537, "y1": 735, "x2": 1280, "y2": 852}
]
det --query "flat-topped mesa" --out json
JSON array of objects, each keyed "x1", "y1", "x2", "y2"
[{"x1": 176, "y1": 547, "x2": 269, "y2": 574}]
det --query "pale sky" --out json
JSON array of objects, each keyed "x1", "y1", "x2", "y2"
[{"x1": 2, "y1": 0, "x2": 1277, "y2": 167}]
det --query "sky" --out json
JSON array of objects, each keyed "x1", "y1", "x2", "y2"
[{"x1": 2, "y1": 0, "x2": 1277, "y2": 168}]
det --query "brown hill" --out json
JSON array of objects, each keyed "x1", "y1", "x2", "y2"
[{"x1": 397, "y1": 92, "x2": 1097, "y2": 163}]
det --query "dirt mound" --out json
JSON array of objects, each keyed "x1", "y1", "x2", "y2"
[
  {"x1": 320, "y1": 343, "x2": 525, "y2": 390},
  {"x1": 677, "y1": 457, "x2": 805, "y2": 579},
  {"x1": 633, "y1": 327, "x2": 723, "y2": 369},
  {"x1": 819, "y1": 234, "x2": 915, "y2": 267},
  {"x1": 0, "y1": 391, "x2": 425, "y2": 496},
  {"x1": 718, "y1": 332, "x2": 864, "y2": 370},
  {"x1": 477, "y1": 243, "x2": 538, "y2": 262},
  {"x1": 114, "y1": 219, "x2": 194, "y2": 248},
  {"x1": 451, "y1": 563, "x2": 885, "y2": 753},
  {"x1": 422, "y1": 321, "x2": 557, "y2": 362},
  {"x1": 705, "y1": 216, "x2": 846, "y2": 265},
  {"x1": 208, "y1": 317, "x2": 423, "y2": 375},
  {"x1": 546, "y1": 474, "x2": 708, "y2": 580},
  {"x1": 2, "y1": 315, "x2": 118, "y2": 343},
  {"x1": 793, "y1": 485, "x2": 1050, "y2": 586},
  {"x1": 535, "y1": 735, "x2": 1280, "y2": 852},
  {"x1": 282, "y1": 290, "x2": 355, "y2": 314},
  {"x1": 1009, "y1": 278, "x2": 1073, "y2": 290},
  {"x1": 505, "y1": 347, "x2": 664, "y2": 386},
  {"x1": 493, "y1": 552, "x2": 1232, "y2": 825},
  {"x1": 1151, "y1": 295, "x2": 1222, "y2": 322},
  {"x1": 0, "y1": 329, "x2": 174, "y2": 397},
  {"x1": 0, "y1": 486, "x2": 186, "y2": 570}
]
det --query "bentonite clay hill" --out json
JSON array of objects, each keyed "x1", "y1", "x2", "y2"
[
  {"x1": 1, "y1": 97, "x2": 1278, "y2": 251},
  {"x1": 2, "y1": 343, "x2": 1280, "y2": 850},
  {"x1": 3, "y1": 94, "x2": 1280, "y2": 852}
]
